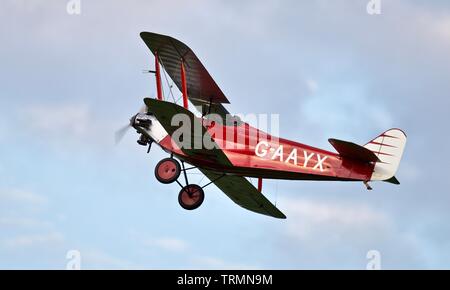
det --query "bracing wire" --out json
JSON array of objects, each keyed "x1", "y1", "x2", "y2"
[
  {"x1": 198, "y1": 175, "x2": 205, "y2": 187},
  {"x1": 159, "y1": 58, "x2": 177, "y2": 104},
  {"x1": 275, "y1": 180, "x2": 278, "y2": 206}
]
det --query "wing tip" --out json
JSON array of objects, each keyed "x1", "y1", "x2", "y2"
[
  {"x1": 278, "y1": 214, "x2": 287, "y2": 219},
  {"x1": 270, "y1": 208, "x2": 287, "y2": 219},
  {"x1": 140, "y1": 31, "x2": 154, "y2": 41}
]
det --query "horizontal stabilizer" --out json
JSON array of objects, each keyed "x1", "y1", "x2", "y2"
[
  {"x1": 383, "y1": 176, "x2": 400, "y2": 185},
  {"x1": 329, "y1": 138, "x2": 380, "y2": 163}
]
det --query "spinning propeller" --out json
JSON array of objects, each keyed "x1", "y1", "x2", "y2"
[{"x1": 114, "y1": 104, "x2": 152, "y2": 150}]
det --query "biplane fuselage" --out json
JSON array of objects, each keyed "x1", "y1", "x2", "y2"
[{"x1": 142, "y1": 112, "x2": 374, "y2": 182}]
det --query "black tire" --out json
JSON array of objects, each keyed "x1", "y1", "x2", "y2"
[
  {"x1": 155, "y1": 158, "x2": 181, "y2": 184},
  {"x1": 178, "y1": 184, "x2": 205, "y2": 210}
]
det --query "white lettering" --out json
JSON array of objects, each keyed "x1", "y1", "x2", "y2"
[
  {"x1": 303, "y1": 151, "x2": 315, "y2": 167},
  {"x1": 285, "y1": 149, "x2": 297, "y2": 165},
  {"x1": 255, "y1": 141, "x2": 269, "y2": 157},
  {"x1": 313, "y1": 154, "x2": 328, "y2": 172},
  {"x1": 177, "y1": 274, "x2": 211, "y2": 287},
  {"x1": 271, "y1": 146, "x2": 284, "y2": 162}
]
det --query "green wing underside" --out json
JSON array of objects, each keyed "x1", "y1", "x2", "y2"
[
  {"x1": 199, "y1": 169, "x2": 286, "y2": 219},
  {"x1": 144, "y1": 98, "x2": 232, "y2": 166}
]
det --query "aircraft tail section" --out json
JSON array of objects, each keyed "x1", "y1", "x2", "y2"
[
  {"x1": 328, "y1": 138, "x2": 379, "y2": 163},
  {"x1": 364, "y1": 128, "x2": 407, "y2": 182}
]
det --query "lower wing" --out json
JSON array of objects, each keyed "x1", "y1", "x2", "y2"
[{"x1": 199, "y1": 169, "x2": 286, "y2": 219}]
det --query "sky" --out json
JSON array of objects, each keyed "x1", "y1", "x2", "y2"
[{"x1": 0, "y1": 0, "x2": 450, "y2": 269}]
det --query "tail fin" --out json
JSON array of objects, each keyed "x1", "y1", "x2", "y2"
[{"x1": 364, "y1": 128, "x2": 407, "y2": 181}]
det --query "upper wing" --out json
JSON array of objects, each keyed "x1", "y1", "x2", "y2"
[
  {"x1": 140, "y1": 32, "x2": 229, "y2": 117},
  {"x1": 144, "y1": 98, "x2": 232, "y2": 166},
  {"x1": 199, "y1": 169, "x2": 286, "y2": 219}
]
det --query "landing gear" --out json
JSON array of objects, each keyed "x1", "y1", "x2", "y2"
[
  {"x1": 155, "y1": 158, "x2": 181, "y2": 184},
  {"x1": 154, "y1": 157, "x2": 225, "y2": 212},
  {"x1": 178, "y1": 184, "x2": 205, "y2": 210},
  {"x1": 156, "y1": 158, "x2": 204, "y2": 210}
]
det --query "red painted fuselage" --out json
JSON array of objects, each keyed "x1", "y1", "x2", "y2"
[{"x1": 157, "y1": 118, "x2": 374, "y2": 182}]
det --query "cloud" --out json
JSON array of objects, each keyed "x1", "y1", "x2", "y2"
[
  {"x1": 142, "y1": 237, "x2": 188, "y2": 253},
  {"x1": 306, "y1": 79, "x2": 319, "y2": 95},
  {"x1": 134, "y1": 233, "x2": 258, "y2": 269},
  {"x1": 80, "y1": 249, "x2": 133, "y2": 269},
  {"x1": 281, "y1": 197, "x2": 390, "y2": 241},
  {"x1": 2, "y1": 232, "x2": 64, "y2": 248},
  {"x1": 189, "y1": 256, "x2": 258, "y2": 270},
  {"x1": 301, "y1": 81, "x2": 394, "y2": 142},
  {"x1": 17, "y1": 102, "x2": 117, "y2": 151},
  {"x1": 0, "y1": 188, "x2": 65, "y2": 268},
  {"x1": 21, "y1": 103, "x2": 91, "y2": 139},
  {"x1": 0, "y1": 217, "x2": 51, "y2": 229},
  {"x1": 272, "y1": 196, "x2": 424, "y2": 269},
  {"x1": 0, "y1": 189, "x2": 47, "y2": 206},
  {"x1": 398, "y1": 161, "x2": 421, "y2": 182},
  {"x1": 417, "y1": 7, "x2": 450, "y2": 46},
  {"x1": 0, "y1": 116, "x2": 6, "y2": 141}
]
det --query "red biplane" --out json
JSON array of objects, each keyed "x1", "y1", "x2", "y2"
[{"x1": 116, "y1": 32, "x2": 407, "y2": 219}]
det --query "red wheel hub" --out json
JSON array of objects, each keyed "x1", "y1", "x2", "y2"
[
  {"x1": 180, "y1": 186, "x2": 201, "y2": 206},
  {"x1": 157, "y1": 160, "x2": 177, "y2": 180},
  {"x1": 155, "y1": 158, "x2": 180, "y2": 184},
  {"x1": 178, "y1": 184, "x2": 204, "y2": 210}
]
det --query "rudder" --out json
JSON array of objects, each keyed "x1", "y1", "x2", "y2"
[{"x1": 364, "y1": 128, "x2": 407, "y2": 181}]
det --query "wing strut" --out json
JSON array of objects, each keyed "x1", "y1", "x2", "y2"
[
  {"x1": 155, "y1": 52, "x2": 163, "y2": 100},
  {"x1": 258, "y1": 177, "x2": 263, "y2": 192},
  {"x1": 180, "y1": 60, "x2": 189, "y2": 109}
]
